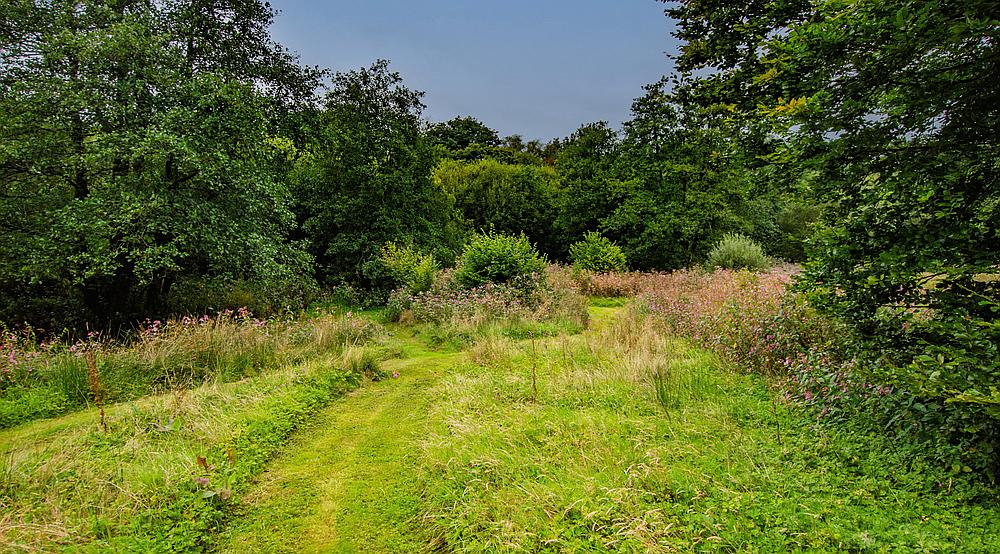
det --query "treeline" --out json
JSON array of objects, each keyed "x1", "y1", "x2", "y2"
[
  {"x1": 0, "y1": 0, "x2": 811, "y2": 332},
  {"x1": 432, "y1": 100, "x2": 815, "y2": 268}
]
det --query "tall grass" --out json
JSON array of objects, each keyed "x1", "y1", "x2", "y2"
[
  {"x1": 0, "y1": 309, "x2": 383, "y2": 429},
  {"x1": 420, "y1": 305, "x2": 1000, "y2": 552}
]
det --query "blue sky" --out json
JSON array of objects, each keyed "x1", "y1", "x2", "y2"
[{"x1": 269, "y1": 0, "x2": 679, "y2": 141}]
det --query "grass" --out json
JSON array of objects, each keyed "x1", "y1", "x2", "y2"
[
  {"x1": 0, "y1": 310, "x2": 382, "y2": 430},
  {"x1": 0, "y1": 345, "x2": 383, "y2": 551},
  {"x1": 217, "y1": 336, "x2": 459, "y2": 553},
  {"x1": 2, "y1": 296, "x2": 998, "y2": 552},
  {"x1": 418, "y1": 309, "x2": 1000, "y2": 552}
]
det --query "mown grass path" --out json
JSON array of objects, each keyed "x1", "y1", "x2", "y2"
[
  {"x1": 215, "y1": 337, "x2": 460, "y2": 553},
  {"x1": 216, "y1": 308, "x2": 623, "y2": 553}
]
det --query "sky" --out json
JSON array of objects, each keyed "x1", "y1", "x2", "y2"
[{"x1": 268, "y1": 0, "x2": 680, "y2": 141}]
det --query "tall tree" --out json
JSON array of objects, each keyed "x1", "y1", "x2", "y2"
[
  {"x1": 603, "y1": 81, "x2": 752, "y2": 270},
  {"x1": 668, "y1": 0, "x2": 1000, "y2": 443},
  {"x1": 0, "y1": 0, "x2": 319, "y2": 328},
  {"x1": 292, "y1": 61, "x2": 464, "y2": 285},
  {"x1": 553, "y1": 122, "x2": 622, "y2": 246},
  {"x1": 427, "y1": 116, "x2": 500, "y2": 150}
]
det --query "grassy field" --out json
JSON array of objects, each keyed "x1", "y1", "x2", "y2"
[{"x1": 2, "y1": 302, "x2": 998, "y2": 552}]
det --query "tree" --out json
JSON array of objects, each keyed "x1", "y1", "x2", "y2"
[
  {"x1": 553, "y1": 122, "x2": 622, "y2": 246},
  {"x1": 427, "y1": 116, "x2": 500, "y2": 150},
  {"x1": 668, "y1": 0, "x2": 1000, "y2": 457},
  {"x1": 434, "y1": 158, "x2": 561, "y2": 256},
  {"x1": 603, "y1": 81, "x2": 752, "y2": 270},
  {"x1": 0, "y1": 0, "x2": 319, "y2": 328},
  {"x1": 292, "y1": 61, "x2": 464, "y2": 285}
]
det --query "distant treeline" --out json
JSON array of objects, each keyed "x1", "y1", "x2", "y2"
[{"x1": 0, "y1": 1, "x2": 813, "y2": 331}]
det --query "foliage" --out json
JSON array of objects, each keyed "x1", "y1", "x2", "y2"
[
  {"x1": 166, "y1": 276, "x2": 321, "y2": 318},
  {"x1": 552, "y1": 122, "x2": 623, "y2": 245},
  {"x1": 453, "y1": 232, "x2": 547, "y2": 289},
  {"x1": 427, "y1": 116, "x2": 500, "y2": 150},
  {"x1": 0, "y1": 0, "x2": 322, "y2": 329},
  {"x1": 636, "y1": 267, "x2": 997, "y2": 478},
  {"x1": 773, "y1": 201, "x2": 821, "y2": 262},
  {"x1": 568, "y1": 232, "x2": 627, "y2": 273},
  {"x1": 434, "y1": 159, "x2": 561, "y2": 256},
  {"x1": 705, "y1": 233, "x2": 770, "y2": 271},
  {"x1": 667, "y1": 0, "x2": 1000, "y2": 458},
  {"x1": 290, "y1": 60, "x2": 465, "y2": 285},
  {"x1": 603, "y1": 82, "x2": 756, "y2": 270},
  {"x1": 368, "y1": 242, "x2": 439, "y2": 295}
]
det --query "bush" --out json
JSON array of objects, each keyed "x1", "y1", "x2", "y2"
[
  {"x1": 375, "y1": 242, "x2": 438, "y2": 294},
  {"x1": 705, "y1": 233, "x2": 770, "y2": 271},
  {"x1": 454, "y1": 232, "x2": 546, "y2": 288},
  {"x1": 568, "y1": 232, "x2": 627, "y2": 272}
]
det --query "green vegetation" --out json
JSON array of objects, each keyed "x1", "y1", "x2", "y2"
[
  {"x1": 0, "y1": 310, "x2": 381, "y2": 430},
  {"x1": 370, "y1": 242, "x2": 439, "y2": 295},
  {"x1": 454, "y1": 232, "x2": 547, "y2": 288},
  {"x1": 435, "y1": 159, "x2": 562, "y2": 256},
  {"x1": 569, "y1": 231, "x2": 628, "y2": 272},
  {"x1": 668, "y1": 0, "x2": 1000, "y2": 470},
  {"x1": 3, "y1": 280, "x2": 999, "y2": 551},
  {"x1": 0, "y1": 347, "x2": 378, "y2": 550},
  {"x1": 1, "y1": 0, "x2": 998, "y2": 550},
  {"x1": 705, "y1": 233, "x2": 770, "y2": 271},
  {"x1": 421, "y1": 311, "x2": 999, "y2": 551}
]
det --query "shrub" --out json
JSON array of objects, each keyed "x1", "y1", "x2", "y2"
[
  {"x1": 375, "y1": 242, "x2": 438, "y2": 294},
  {"x1": 454, "y1": 232, "x2": 546, "y2": 288},
  {"x1": 705, "y1": 233, "x2": 770, "y2": 271},
  {"x1": 568, "y1": 232, "x2": 627, "y2": 273}
]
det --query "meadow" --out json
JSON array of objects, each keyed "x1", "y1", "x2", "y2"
[
  {"x1": 3, "y1": 1, "x2": 997, "y2": 551},
  {"x1": 1, "y1": 265, "x2": 997, "y2": 552}
]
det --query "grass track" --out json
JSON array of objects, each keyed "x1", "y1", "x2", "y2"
[
  {"x1": 217, "y1": 308, "x2": 624, "y2": 553},
  {"x1": 215, "y1": 340, "x2": 462, "y2": 552}
]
